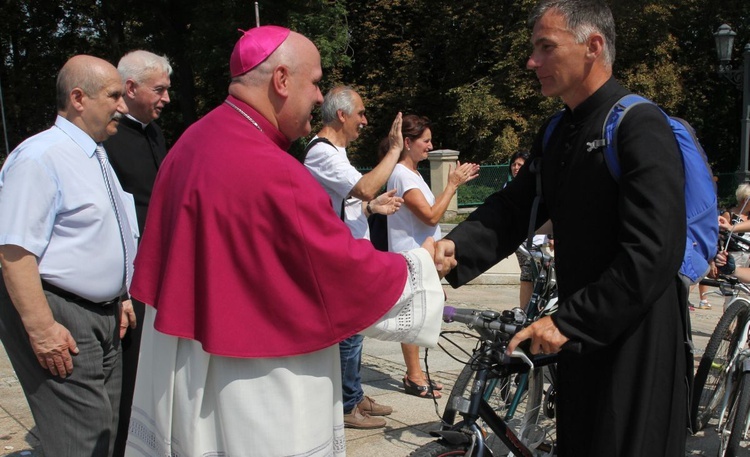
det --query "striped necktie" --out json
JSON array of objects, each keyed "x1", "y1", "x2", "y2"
[{"x1": 95, "y1": 144, "x2": 135, "y2": 296}]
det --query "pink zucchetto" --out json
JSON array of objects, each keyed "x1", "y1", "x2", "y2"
[{"x1": 229, "y1": 25, "x2": 291, "y2": 77}]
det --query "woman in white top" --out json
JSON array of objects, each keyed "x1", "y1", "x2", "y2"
[{"x1": 386, "y1": 114, "x2": 479, "y2": 398}]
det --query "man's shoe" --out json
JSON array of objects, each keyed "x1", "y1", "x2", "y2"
[
  {"x1": 698, "y1": 300, "x2": 712, "y2": 310},
  {"x1": 344, "y1": 405, "x2": 386, "y2": 429},
  {"x1": 358, "y1": 396, "x2": 392, "y2": 416}
]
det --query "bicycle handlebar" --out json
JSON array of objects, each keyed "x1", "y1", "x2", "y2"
[
  {"x1": 442, "y1": 306, "x2": 522, "y2": 334},
  {"x1": 727, "y1": 232, "x2": 750, "y2": 249},
  {"x1": 443, "y1": 306, "x2": 583, "y2": 354},
  {"x1": 699, "y1": 277, "x2": 724, "y2": 288},
  {"x1": 516, "y1": 242, "x2": 553, "y2": 262}
]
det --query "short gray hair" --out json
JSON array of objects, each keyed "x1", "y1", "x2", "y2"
[
  {"x1": 529, "y1": 0, "x2": 616, "y2": 66},
  {"x1": 321, "y1": 86, "x2": 357, "y2": 125},
  {"x1": 117, "y1": 50, "x2": 173, "y2": 84},
  {"x1": 736, "y1": 183, "x2": 750, "y2": 205}
]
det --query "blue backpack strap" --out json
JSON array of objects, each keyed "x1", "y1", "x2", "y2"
[
  {"x1": 543, "y1": 109, "x2": 565, "y2": 152},
  {"x1": 602, "y1": 94, "x2": 655, "y2": 181}
]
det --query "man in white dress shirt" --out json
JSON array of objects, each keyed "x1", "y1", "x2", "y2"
[
  {"x1": 304, "y1": 86, "x2": 404, "y2": 428},
  {"x1": 0, "y1": 54, "x2": 138, "y2": 457}
]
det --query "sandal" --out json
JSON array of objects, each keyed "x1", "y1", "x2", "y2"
[
  {"x1": 403, "y1": 376, "x2": 442, "y2": 399},
  {"x1": 404, "y1": 373, "x2": 443, "y2": 391}
]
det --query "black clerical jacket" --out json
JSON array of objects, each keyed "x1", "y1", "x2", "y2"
[
  {"x1": 103, "y1": 116, "x2": 168, "y2": 234},
  {"x1": 446, "y1": 78, "x2": 691, "y2": 457}
]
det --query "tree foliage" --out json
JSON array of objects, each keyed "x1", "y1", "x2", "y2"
[{"x1": 0, "y1": 0, "x2": 748, "y2": 179}]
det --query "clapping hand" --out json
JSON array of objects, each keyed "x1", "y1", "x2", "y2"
[
  {"x1": 370, "y1": 189, "x2": 403, "y2": 215},
  {"x1": 448, "y1": 161, "x2": 480, "y2": 188}
]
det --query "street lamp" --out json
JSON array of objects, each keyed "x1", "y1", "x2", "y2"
[{"x1": 714, "y1": 24, "x2": 750, "y2": 182}]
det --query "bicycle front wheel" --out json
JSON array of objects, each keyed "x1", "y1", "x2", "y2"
[
  {"x1": 692, "y1": 298, "x2": 750, "y2": 432},
  {"x1": 438, "y1": 362, "x2": 554, "y2": 456},
  {"x1": 409, "y1": 440, "x2": 470, "y2": 457},
  {"x1": 723, "y1": 370, "x2": 750, "y2": 457}
]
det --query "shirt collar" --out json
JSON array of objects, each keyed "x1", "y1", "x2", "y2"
[
  {"x1": 125, "y1": 113, "x2": 149, "y2": 129},
  {"x1": 567, "y1": 76, "x2": 622, "y2": 121},
  {"x1": 54, "y1": 115, "x2": 98, "y2": 157}
]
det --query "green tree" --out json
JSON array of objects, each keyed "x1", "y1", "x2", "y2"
[{"x1": 0, "y1": 0, "x2": 748, "y2": 186}]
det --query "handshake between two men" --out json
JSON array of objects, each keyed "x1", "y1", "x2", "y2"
[
  {"x1": 420, "y1": 238, "x2": 457, "y2": 279},
  {"x1": 418, "y1": 236, "x2": 570, "y2": 358}
]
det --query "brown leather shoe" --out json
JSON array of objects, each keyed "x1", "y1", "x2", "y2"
[
  {"x1": 344, "y1": 405, "x2": 386, "y2": 429},
  {"x1": 358, "y1": 396, "x2": 392, "y2": 416}
]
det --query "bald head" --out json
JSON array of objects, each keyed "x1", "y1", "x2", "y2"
[
  {"x1": 56, "y1": 55, "x2": 115, "y2": 111},
  {"x1": 228, "y1": 31, "x2": 323, "y2": 142},
  {"x1": 56, "y1": 55, "x2": 128, "y2": 142}
]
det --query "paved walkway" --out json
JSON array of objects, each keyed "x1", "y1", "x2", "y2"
[{"x1": 0, "y1": 284, "x2": 733, "y2": 456}]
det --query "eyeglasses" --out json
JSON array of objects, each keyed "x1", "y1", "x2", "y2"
[{"x1": 150, "y1": 86, "x2": 170, "y2": 96}]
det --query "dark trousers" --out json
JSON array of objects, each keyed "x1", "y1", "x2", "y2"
[
  {"x1": 113, "y1": 298, "x2": 145, "y2": 457},
  {"x1": 0, "y1": 277, "x2": 122, "y2": 457}
]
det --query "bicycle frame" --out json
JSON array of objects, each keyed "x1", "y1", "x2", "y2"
[
  {"x1": 716, "y1": 301, "x2": 750, "y2": 434},
  {"x1": 428, "y1": 242, "x2": 559, "y2": 456},
  {"x1": 436, "y1": 337, "x2": 558, "y2": 457},
  {"x1": 502, "y1": 243, "x2": 557, "y2": 421}
]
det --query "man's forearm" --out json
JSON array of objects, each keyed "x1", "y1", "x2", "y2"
[
  {"x1": 0, "y1": 244, "x2": 54, "y2": 333},
  {"x1": 350, "y1": 148, "x2": 400, "y2": 201}
]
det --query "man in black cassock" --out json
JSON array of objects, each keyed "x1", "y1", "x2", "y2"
[
  {"x1": 102, "y1": 49, "x2": 172, "y2": 457},
  {"x1": 435, "y1": 1, "x2": 690, "y2": 456}
]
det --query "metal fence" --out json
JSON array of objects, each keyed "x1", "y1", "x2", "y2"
[
  {"x1": 355, "y1": 164, "x2": 508, "y2": 208},
  {"x1": 458, "y1": 164, "x2": 509, "y2": 207},
  {"x1": 463, "y1": 167, "x2": 739, "y2": 208},
  {"x1": 358, "y1": 164, "x2": 736, "y2": 209}
]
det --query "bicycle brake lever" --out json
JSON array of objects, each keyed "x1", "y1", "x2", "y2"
[{"x1": 508, "y1": 348, "x2": 534, "y2": 370}]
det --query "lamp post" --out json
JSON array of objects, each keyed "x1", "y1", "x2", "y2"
[{"x1": 714, "y1": 24, "x2": 750, "y2": 183}]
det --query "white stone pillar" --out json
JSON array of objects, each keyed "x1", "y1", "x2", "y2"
[{"x1": 428, "y1": 149, "x2": 459, "y2": 221}]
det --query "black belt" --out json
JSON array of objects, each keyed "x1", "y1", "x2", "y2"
[{"x1": 41, "y1": 280, "x2": 120, "y2": 307}]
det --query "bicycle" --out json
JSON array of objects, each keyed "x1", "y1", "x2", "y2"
[
  {"x1": 409, "y1": 306, "x2": 562, "y2": 457},
  {"x1": 691, "y1": 275, "x2": 750, "y2": 456},
  {"x1": 410, "y1": 242, "x2": 562, "y2": 457},
  {"x1": 692, "y1": 231, "x2": 750, "y2": 432}
]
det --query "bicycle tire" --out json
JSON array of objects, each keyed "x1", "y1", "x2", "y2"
[
  {"x1": 724, "y1": 370, "x2": 750, "y2": 457},
  {"x1": 692, "y1": 298, "x2": 750, "y2": 431},
  {"x1": 438, "y1": 362, "x2": 512, "y2": 453},
  {"x1": 409, "y1": 440, "x2": 471, "y2": 457},
  {"x1": 434, "y1": 361, "x2": 553, "y2": 455}
]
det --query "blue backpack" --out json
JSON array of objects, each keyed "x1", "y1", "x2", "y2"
[{"x1": 542, "y1": 94, "x2": 718, "y2": 284}]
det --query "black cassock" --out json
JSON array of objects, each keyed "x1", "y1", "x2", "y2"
[
  {"x1": 103, "y1": 115, "x2": 169, "y2": 234},
  {"x1": 445, "y1": 78, "x2": 691, "y2": 457}
]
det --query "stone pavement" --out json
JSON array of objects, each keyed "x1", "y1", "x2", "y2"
[{"x1": 0, "y1": 284, "x2": 733, "y2": 456}]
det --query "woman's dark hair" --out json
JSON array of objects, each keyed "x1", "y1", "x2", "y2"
[
  {"x1": 380, "y1": 114, "x2": 433, "y2": 161},
  {"x1": 377, "y1": 136, "x2": 391, "y2": 162},
  {"x1": 402, "y1": 114, "x2": 432, "y2": 140},
  {"x1": 510, "y1": 151, "x2": 530, "y2": 163}
]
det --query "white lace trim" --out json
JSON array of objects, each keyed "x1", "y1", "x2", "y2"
[{"x1": 361, "y1": 248, "x2": 444, "y2": 347}]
